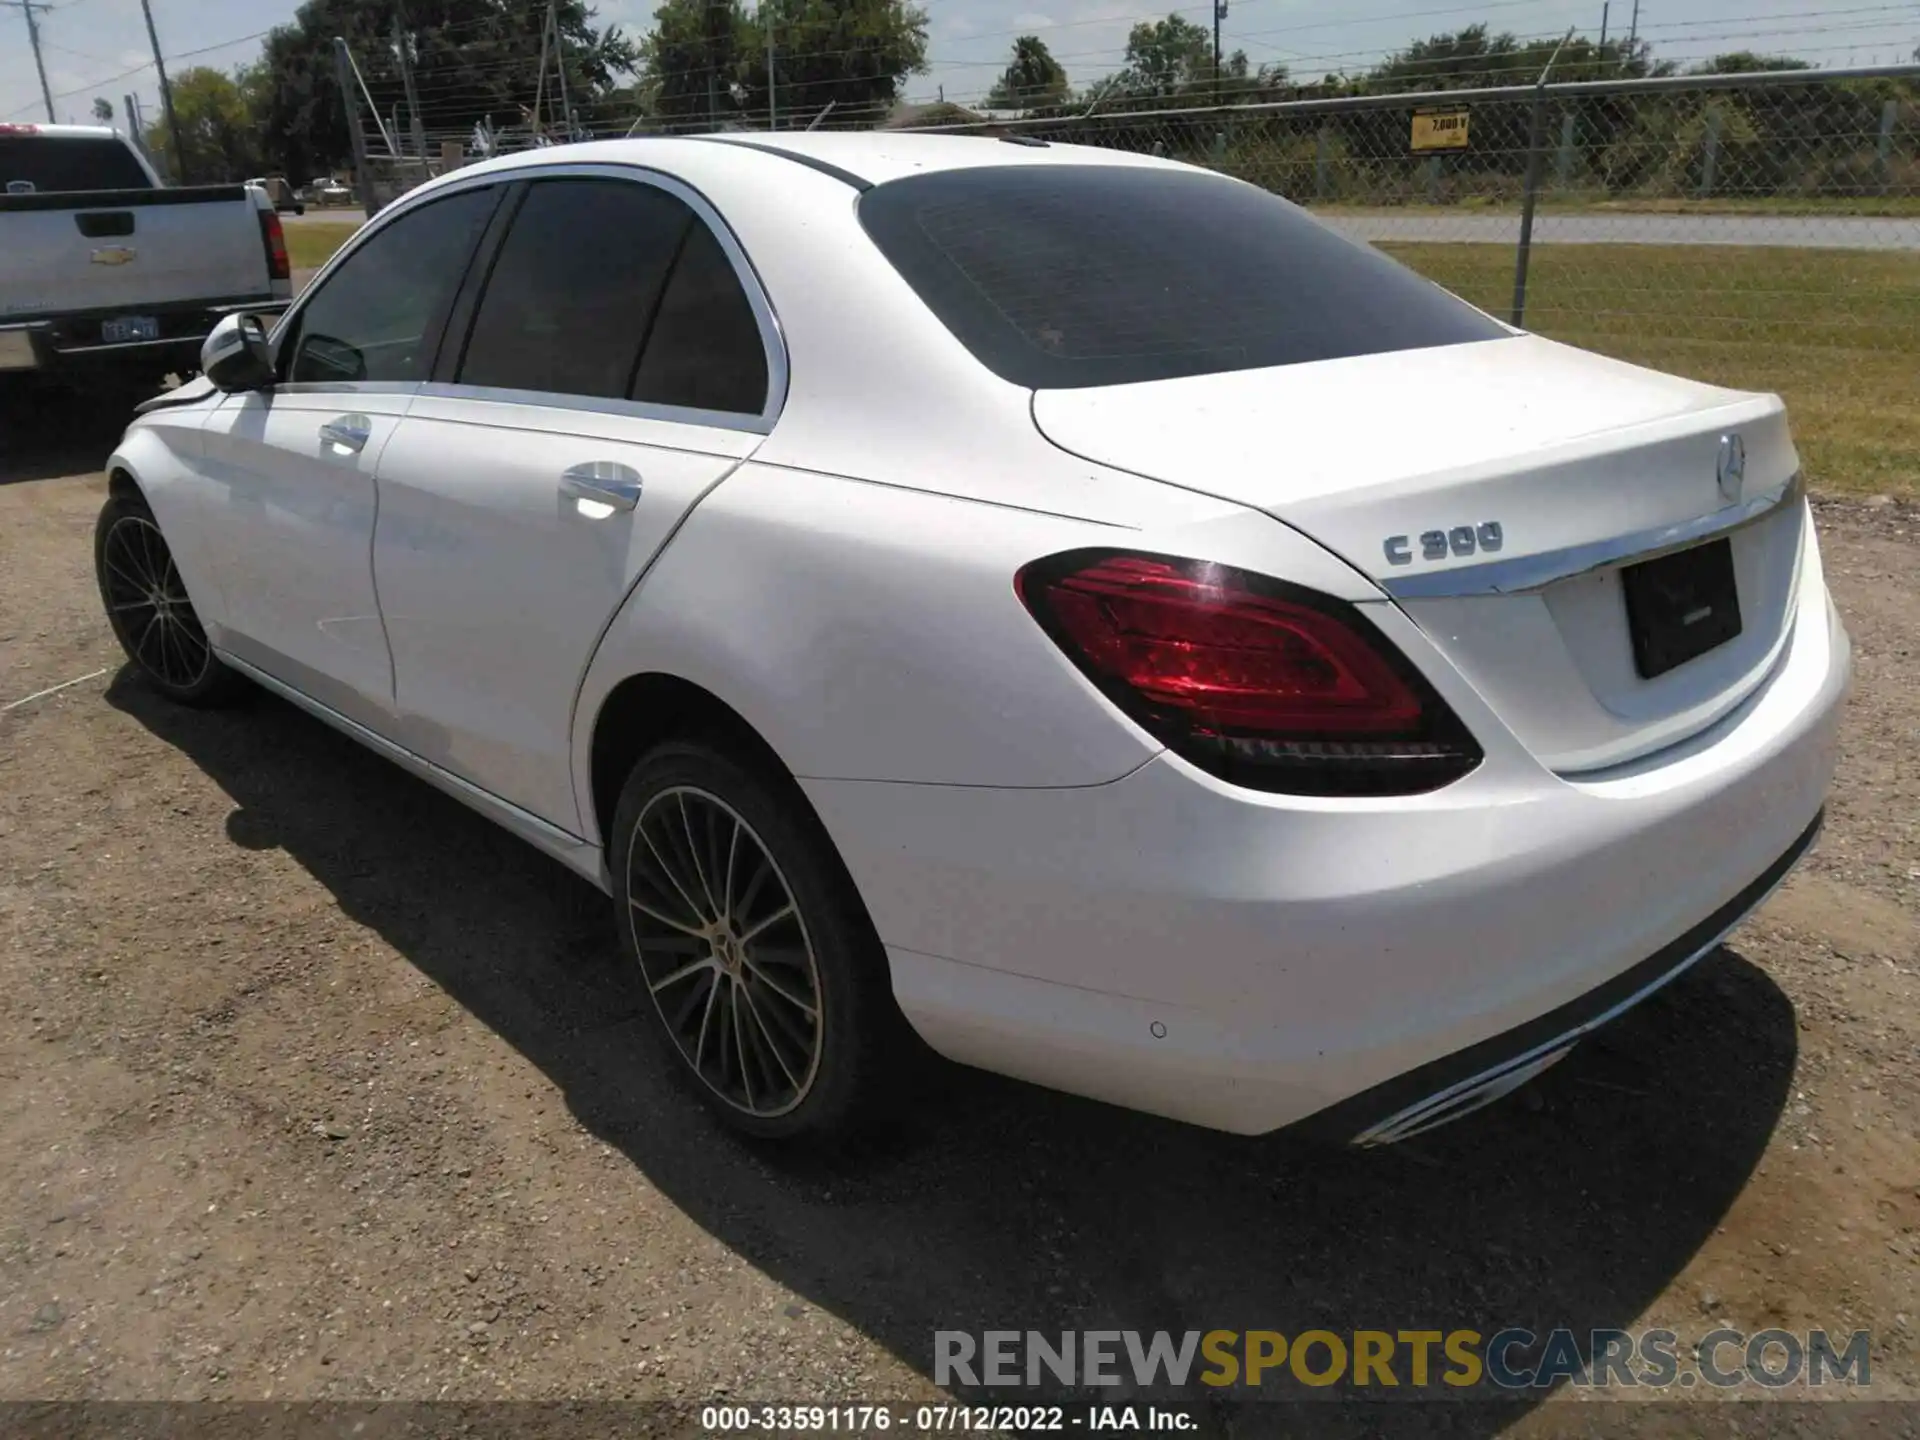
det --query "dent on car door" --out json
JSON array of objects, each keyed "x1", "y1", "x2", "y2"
[
  {"x1": 193, "y1": 185, "x2": 499, "y2": 732},
  {"x1": 371, "y1": 171, "x2": 780, "y2": 834}
]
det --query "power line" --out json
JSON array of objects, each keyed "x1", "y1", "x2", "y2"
[{"x1": 0, "y1": 0, "x2": 57, "y2": 122}]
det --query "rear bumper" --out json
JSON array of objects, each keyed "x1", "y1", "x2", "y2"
[
  {"x1": 806, "y1": 557, "x2": 1850, "y2": 1139},
  {"x1": 0, "y1": 297, "x2": 287, "y2": 379}
]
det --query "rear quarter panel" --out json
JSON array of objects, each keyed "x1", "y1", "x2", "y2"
[{"x1": 568, "y1": 463, "x2": 1160, "y2": 831}]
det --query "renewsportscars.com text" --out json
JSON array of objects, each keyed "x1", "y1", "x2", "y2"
[{"x1": 934, "y1": 1327, "x2": 1872, "y2": 1392}]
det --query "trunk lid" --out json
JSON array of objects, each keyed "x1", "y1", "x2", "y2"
[{"x1": 1032, "y1": 335, "x2": 1807, "y2": 773}]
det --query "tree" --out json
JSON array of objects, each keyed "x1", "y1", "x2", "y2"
[
  {"x1": 252, "y1": 0, "x2": 638, "y2": 181},
  {"x1": 1077, "y1": 13, "x2": 1274, "y2": 109},
  {"x1": 635, "y1": 0, "x2": 748, "y2": 127},
  {"x1": 746, "y1": 0, "x2": 929, "y2": 127},
  {"x1": 1366, "y1": 24, "x2": 1659, "y2": 91},
  {"x1": 1119, "y1": 14, "x2": 1213, "y2": 97},
  {"x1": 638, "y1": 0, "x2": 928, "y2": 130},
  {"x1": 1690, "y1": 51, "x2": 1813, "y2": 75},
  {"x1": 91, "y1": 97, "x2": 114, "y2": 124},
  {"x1": 985, "y1": 35, "x2": 1067, "y2": 111},
  {"x1": 144, "y1": 67, "x2": 266, "y2": 182}
]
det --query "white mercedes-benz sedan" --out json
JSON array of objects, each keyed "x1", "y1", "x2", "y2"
[{"x1": 95, "y1": 133, "x2": 1849, "y2": 1147}]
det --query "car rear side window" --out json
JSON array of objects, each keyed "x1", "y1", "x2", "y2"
[
  {"x1": 458, "y1": 179, "x2": 693, "y2": 400},
  {"x1": 456, "y1": 176, "x2": 769, "y2": 417},
  {"x1": 287, "y1": 187, "x2": 495, "y2": 385},
  {"x1": 629, "y1": 217, "x2": 769, "y2": 416},
  {"x1": 0, "y1": 135, "x2": 150, "y2": 193},
  {"x1": 858, "y1": 164, "x2": 1508, "y2": 390}
]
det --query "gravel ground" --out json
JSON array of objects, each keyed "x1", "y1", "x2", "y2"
[{"x1": 0, "y1": 393, "x2": 1915, "y2": 1434}]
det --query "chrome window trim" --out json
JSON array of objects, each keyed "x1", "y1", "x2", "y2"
[
  {"x1": 412, "y1": 381, "x2": 772, "y2": 436},
  {"x1": 273, "y1": 160, "x2": 789, "y2": 431},
  {"x1": 269, "y1": 379, "x2": 422, "y2": 398},
  {"x1": 1380, "y1": 470, "x2": 1806, "y2": 601}
]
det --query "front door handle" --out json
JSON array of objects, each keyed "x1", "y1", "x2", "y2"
[
  {"x1": 560, "y1": 461, "x2": 643, "y2": 513},
  {"x1": 319, "y1": 415, "x2": 371, "y2": 453}
]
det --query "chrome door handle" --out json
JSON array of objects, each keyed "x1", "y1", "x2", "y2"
[
  {"x1": 559, "y1": 461, "x2": 643, "y2": 512},
  {"x1": 319, "y1": 416, "x2": 371, "y2": 453}
]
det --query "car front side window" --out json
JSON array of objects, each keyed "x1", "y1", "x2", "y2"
[{"x1": 283, "y1": 186, "x2": 496, "y2": 386}]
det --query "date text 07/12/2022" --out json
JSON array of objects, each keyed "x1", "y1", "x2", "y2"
[{"x1": 700, "y1": 1404, "x2": 1196, "y2": 1432}]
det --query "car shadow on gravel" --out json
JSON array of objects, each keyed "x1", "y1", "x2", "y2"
[
  {"x1": 0, "y1": 385, "x2": 147, "y2": 487},
  {"x1": 112, "y1": 675, "x2": 1799, "y2": 1437}
]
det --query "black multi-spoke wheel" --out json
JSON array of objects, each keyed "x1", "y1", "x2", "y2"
[
  {"x1": 94, "y1": 492, "x2": 247, "y2": 707},
  {"x1": 628, "y1": 786, "x2": 824, "y2": 1118},
  {"x1": 611, "y1": 742, "x2": 909, "y2": 1142}
]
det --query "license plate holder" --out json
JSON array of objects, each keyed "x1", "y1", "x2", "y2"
[
  {"x1": 1621, "y1": 537, "x2": 1743, "y2": 679},
  {"x1": 100, "y1": 315, "x2": 159, "y2": 344}
]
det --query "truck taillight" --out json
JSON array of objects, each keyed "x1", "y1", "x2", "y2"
[
  {"x1": 0, "y1": 124, "x2": 40, "y2": 135},
  {"x1": 258, "y1": 208, "x2": 290, "y2": 282},
  {"x1": 1015, "y1": 550, "x2": 1482, "y2": 796}
]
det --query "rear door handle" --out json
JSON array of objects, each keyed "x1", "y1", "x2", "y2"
[
  {"x1": 319, "y1": 415, "x2": 372, "y2": 453},
  {"x1": 560, "y1": 461, "x2": 643, "y2": 513}
]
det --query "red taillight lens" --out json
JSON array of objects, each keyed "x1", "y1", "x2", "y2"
[
  {"x1": 259, "y1": 208, "x2": 290, "y2": 281},
  {"x1": 1016, "y1": 551, "x2": 1480, "y2": 795}
]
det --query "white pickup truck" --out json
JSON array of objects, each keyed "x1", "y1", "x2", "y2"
[{"x1": 0, "y1": 123, "x2": 293, "y2": 399}]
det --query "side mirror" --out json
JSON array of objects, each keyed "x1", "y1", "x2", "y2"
[{"x1": 201, "y1": 313, "x2": 275, "y2": 392}]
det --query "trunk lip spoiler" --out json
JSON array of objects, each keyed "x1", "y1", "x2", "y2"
[{"x1": 1380, "y1": 470, "x2": 1805, "y2": 601}]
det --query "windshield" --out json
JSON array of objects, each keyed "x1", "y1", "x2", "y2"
[
  {"x1": 858, "y1": 162, "x2": 1509, "y2": 390},
  {"x1": 0, "y1": 135, "x2": 152, "y2": 194}
]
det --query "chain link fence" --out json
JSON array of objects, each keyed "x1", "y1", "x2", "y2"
[{"x1": 338, "y1": 60, "x2": 1920, "y2": 493}]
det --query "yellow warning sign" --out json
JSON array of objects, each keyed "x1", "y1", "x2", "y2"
[{"x1": 1411, "y1": 110, "x2": 1470, "y2": 151}]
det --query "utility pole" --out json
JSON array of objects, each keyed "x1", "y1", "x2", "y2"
[
  {"x1": 1598, "y1": 2, "x2": 1609, "y2": 52},
  {"x1": 530, "y1": 1, "x2": 551, "y2": 135},
  {"x1": 334, "y1": 37, "x2": 376, "y2": 213},
  {"x1": 1626, "y1": 0, "x2": 1640, "y2": 61},
  {"x1": 1213, "y1": 0, "x2": 1226, "y2": 99},
  {"x1": 547, "y1": 0, "x2": 573, "y2": 139},
  {"x1": 765, "y1": 0, "x2": 776, "y2": 130},
  {"x1": 136, "y1": 0, "x2": 186, "y2": 183},
  {"x1": 393, "y1": 12, "x2": 427, "y2": 158},
  {"x1": 0, "y1": 0, "x2": 57, "y2": 123}
]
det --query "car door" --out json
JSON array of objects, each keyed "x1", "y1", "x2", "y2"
[
  {"x1": 371, "y1": 168, "x2": 784, "y2": 833},
  {"x1": 192, "y1": 185, "x2": 500, "y2": 731}
]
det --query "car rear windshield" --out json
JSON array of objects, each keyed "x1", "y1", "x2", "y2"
[
  {"x1": 858, "y1": 163, "x2": 1508, "y2": 390},
  {"x1": 0, "y1": 135, "x2": 151, "y2": 193}
]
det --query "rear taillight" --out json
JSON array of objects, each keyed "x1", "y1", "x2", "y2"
[
  {"x1": 258, "y1": 208, "x2": 290, "y2": 281},
  {"x1": 1016, "y1": 550, "x2": 1481, "y2": 796}
]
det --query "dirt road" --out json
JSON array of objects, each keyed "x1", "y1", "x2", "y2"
[{"x1": 1, "y1": 393, "x2": 1915, "y2": 1430}]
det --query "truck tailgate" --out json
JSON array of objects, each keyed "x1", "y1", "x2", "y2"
[{"x1": 0, "y1": 187, "x2": 271, "y2": 321}]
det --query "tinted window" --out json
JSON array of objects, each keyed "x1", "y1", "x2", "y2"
[
  {"x1": 859, "y1": 165, "x2": 1508, "y2": 390},
  {"x1": 288, "y1": 188, "x2": 494, "y2": 384},
  {"x1": 630, "y1": 219, "x2": 769, "y2": 416},
  {"x1": 0, "y1": 135, "x2": 151, "y2": 193},
  {"x1": 459, "y1": 179, "x2": 692, "y2": 400}
]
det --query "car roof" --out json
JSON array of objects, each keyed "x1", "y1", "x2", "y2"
[
  {"x1": 448, "y1": 131, "x2": 1186, "y2": 193},
  {"x1": 702, "y1": 131, "x2": 1184, "y2": 186}
]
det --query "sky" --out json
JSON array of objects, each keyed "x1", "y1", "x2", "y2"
[{"x1": 4, "y1": 0, "x2": 1918, "y2": 125}]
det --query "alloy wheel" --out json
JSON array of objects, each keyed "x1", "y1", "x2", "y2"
[
  {"x1": 100, "y1": 514, "x2": 213, "y2": 691},
  {"x1": 625, "y1": 786, "x2": 825, "y2": 1118}
]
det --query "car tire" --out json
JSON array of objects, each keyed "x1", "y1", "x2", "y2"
[
  {"x1": 94, "y1": 492, "x2": 249, "y2": 708},
  {"x1": 610, "y1": 740, "x2": 909, "y2": 1145}
]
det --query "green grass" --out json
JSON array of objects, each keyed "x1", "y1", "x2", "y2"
[
  {"x1": 1382, "y1": 241, "x2": 1920, "y2": 499},
  {"x1": 285, "y1": 221, "x2": 361, "y2": 272}
]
